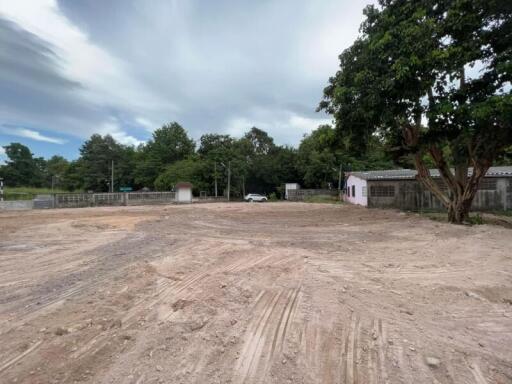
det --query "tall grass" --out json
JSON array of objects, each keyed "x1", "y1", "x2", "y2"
[
  {"x1": 2, "y1": 187, "x2": 73, "y2": 200},
  {"x1": 303, "y1": 195, "x2": 342, "y2": 204}
]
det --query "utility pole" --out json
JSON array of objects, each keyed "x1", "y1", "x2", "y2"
[
  {"x1": 0, "y1": 177, "x2": 3, "y2": 202},
  {"x1": 111, "y1": 160, "x2": 114, "y2": 193},
  {"x1": 220, "y1": 161, "x2": 232, "y2": 201},
  {"x1": 338, "y1": 163, "x2": 342, "y2": 200},
  {"x1": 214, "y1": 162, "x2": 218, "y2": 198},
  {"x1": 227, "y1": 161, "x2": 231, "y2": 202},
  {"x1": 242, "y1": 174, "x2": 245, "y2": 197},
  {"x1": 51, "y1": 175, "x2": 58, "y2": 192}
]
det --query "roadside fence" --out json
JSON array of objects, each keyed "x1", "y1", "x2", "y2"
[
  {"x1": 286, "y1": 189, "x2": 338, "y2": 201},
  {"x1": 50, "y1": 191, "x2": 177, "y2": 208}
]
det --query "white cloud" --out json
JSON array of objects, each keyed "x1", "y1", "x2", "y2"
[
  {"x1": 226, "y1": 112, "x2": 331, "y2": 145},
  {"x1": 225, "y1": 117, "x2": 254, "y2": 138},
  {"x1": 135, "y1": 117, "x2": 158, "y2": 132},
  {"x1": 98, "y1": 119, "x2": 144, "y2": 147},
  {"x1": 0, "y1": 0, "x2": 370, "y2": 154},
  {"x1": 293, "y1": 2, "x2": 373, "y2": 80},
  {"x1": 0, "y1": 0, "x2": 176, "y2": 141},
  {"x1": 288, "y1": 115, "x2": 332, "y2": 135},
  {"x1": 0, "y1": 126, "x2": 66, "y2": 144}
]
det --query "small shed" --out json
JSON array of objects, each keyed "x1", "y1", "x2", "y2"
[
  {"x1": 175, "y1": 182, "x2": 193, "y2": 203},
  {"x1": 285, "y1": 183, "x2": 300, "y2": 200}
]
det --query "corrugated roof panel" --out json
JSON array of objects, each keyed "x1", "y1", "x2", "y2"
[{"x1": 350, "y1": 166, "x2": 512, "y2": 180}]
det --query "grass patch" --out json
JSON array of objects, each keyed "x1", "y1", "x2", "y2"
[
  {"x1": 420, "y1": 211, "x2": 512, "y2": 228},
  {"x1": 303, "y1": 195, "x2": 342, "y2": 204},
  {"x1": 488, "y1": 210, "x2": 512, "y2": 217},
  {"x1": 2, "y1": 187, "x2": 72, "y2": 200}
]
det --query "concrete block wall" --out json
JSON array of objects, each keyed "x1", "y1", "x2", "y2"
[{"x1": 0, "y1": 200, "x2": 34, "y2": 211}]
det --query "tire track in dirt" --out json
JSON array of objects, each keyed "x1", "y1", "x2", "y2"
[
  {"x1": 0, "y1": 277, "x2": 115, "y2": 374},
  {"x1": 1, "y1": 231, "x2": 149, "y2": 337},
  {"x1": 393, "y1": 343, "x2": 412, "y2": 383},
  {"x1": 235, "y1": 290, "x2": 283, "y2": 383},
  {"x1": 0, "y1": 340, "x2": 43, "y2": 374},
  {"x1": 1, "y1": 282, "x2": 87, "y2": 332},
  {"x1": 367, "y1": 319, "x2": 377, "y2": 384},
  {"x1": 156, "y1": 252, "x2": 299, "y2": 322},
  {"x1": 344, "y1": 312, "x2": 360, "y2": 384},
  {"x1": 234, "y1": 287, "x2": 301, "y2": 384},
  {"x1": 71, "y1": 270, "x2": 207, "y2": 361},
  {"x1": 375, "y1": 318, "x2": 388, "y2": 383},
  {"x1": 275, "y1": 288, "x2": 301, "y2": 356},
  {"x1": 298, "y1": 312, "x2": 398, "y2": 384},
  {"x1": 1, "y1": 222, "x2": 304, "y2": 373},
  {"x1": 72, "y1": 251, "x2": 300, "y2": 365},
  {"x1": 466, "y1": 359, "x2": 489, "y2": 384}
]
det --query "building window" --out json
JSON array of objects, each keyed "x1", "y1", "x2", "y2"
[
  {"x1": 362, "y1": 186, "x2": 367, "y2": 197},
  {"x1": 479, "y1": 179, "x2": 497, "y2": 191},
  {"x1": 435, "y1": 179, "x2": 448, "y2": 192},
  {"x1": 352, "y1": 185, "x2": 355, "y2": 197},
  {"x1": 347, "y1": 185, "x2": 350, "y2": 197},
  {"x1": 370, "y1": 185, "x2": 395, "y2": 197}
]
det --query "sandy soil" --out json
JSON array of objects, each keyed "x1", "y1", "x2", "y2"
[{"x1": 0, "y1": 202, "x2": 511, "y2": 384}]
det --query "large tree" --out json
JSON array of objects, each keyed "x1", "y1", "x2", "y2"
[
  {"x1": 46, "y1": 155, "x2": 70, "y2": 188},
  {"x1": 297, "y1": 125, "x2": 339, "y2": 188},
  {"x1": 78, "y1": 134, "x2": 136, "y2": 192},
  {"x1": 0, "y1": 143, "x2": 45, "y2": 187},
  {"x1": 297, "y1": 125, "x2": 394, "y2": 188},
  {"x1": 134, "y1": 122, "x2": 195, "y2": 187},
  {"x1": 154, "y1": 158, "x2": 208, "y2": 193},
  {"x1": 319, "y1": 0, "x2": 512, "y2": 223},
  {"x1": 197, "y1": 134, "x2": 237, "y2": 196}
]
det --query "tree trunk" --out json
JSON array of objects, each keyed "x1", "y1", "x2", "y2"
[
  {"x1": 447, "y1": 161, "x2": 491, "y2": 223},
  {"x1": 402, "y1": 124, "x2": 493, "y2": 224},
  {"x1": 447, "y1": 195, "x2": 472, "y2": 224}
]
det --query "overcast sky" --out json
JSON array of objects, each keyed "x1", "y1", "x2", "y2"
[{"x1": 0, "y1": 0, "x2": 373, "y2": 160}]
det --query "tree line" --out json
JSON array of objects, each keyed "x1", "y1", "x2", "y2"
[{"x1": 0, "y1": 122, "x2": 395, "y2": 197}]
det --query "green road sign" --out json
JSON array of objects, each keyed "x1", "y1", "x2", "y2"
[{"x1": 119, "y1": 187, "x2": 133, "y2": 192}]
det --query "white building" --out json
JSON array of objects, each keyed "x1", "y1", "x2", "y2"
[
  {"x1": 344, "y1": 167, "x2": 512, "y2": 210},
  {"x1": 344, "y1": 173, "x2": 368, "y2": 206},
  {"x1": 284, "y1": 183, "x2": 300, "y2": 200},
  {"x1": 175, "y1": 182, "x2": 193, "y2": 203}
]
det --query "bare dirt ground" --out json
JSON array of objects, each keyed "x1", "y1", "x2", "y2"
[{"x1": 1, "y1": 202, "x2": 511, "y2": 384}]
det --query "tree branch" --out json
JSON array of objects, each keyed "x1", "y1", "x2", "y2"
[
  {"x1": 414, "y1": 152, "x2": 451, "y2": 207},
  {"x1": 428, "y1": 145, "x2": 460, "y2": 195},
  {"x1": 402, "y1": 124, "x2": 451, "y2": 207}
]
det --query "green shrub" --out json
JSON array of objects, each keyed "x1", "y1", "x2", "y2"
[
  {"x1": 303, "y1": 195, "x2": 341, "y2": 204},
  {"x1": 467, "y1": 213, "x2": 484, "y2": 225}
]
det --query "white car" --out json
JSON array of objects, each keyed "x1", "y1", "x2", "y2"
[{"x1": 244, "y1": 193, "x2": 267, "y2": 202}]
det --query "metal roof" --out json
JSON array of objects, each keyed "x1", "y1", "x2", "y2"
[
  {"x1": 175, "y1": 182, "x2": 193, "y2": 188},
  {"x1": 350, "y1": 166, "x2": 512, "y2": 181}
]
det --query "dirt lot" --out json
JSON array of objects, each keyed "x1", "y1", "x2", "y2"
[{"x1": 0, "y1": 202, "x2": 511, "y2": 384}]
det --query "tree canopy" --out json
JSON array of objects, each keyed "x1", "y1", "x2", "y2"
[
  {"x1": 77, "y1": 134, "x2": 136, "y2": 192},
  {"x1": 2, "y1": 122, "x2": 369, "y2": 196},
  {"x1": 319, "y1": 0, "x2": 512, "y2": 222},
  {"x1": 0, "y1": 143, "x2": 46, "y2": 187},
  {"x1": 134, "y1": 122, "x2": 195, "y2": 187}
]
